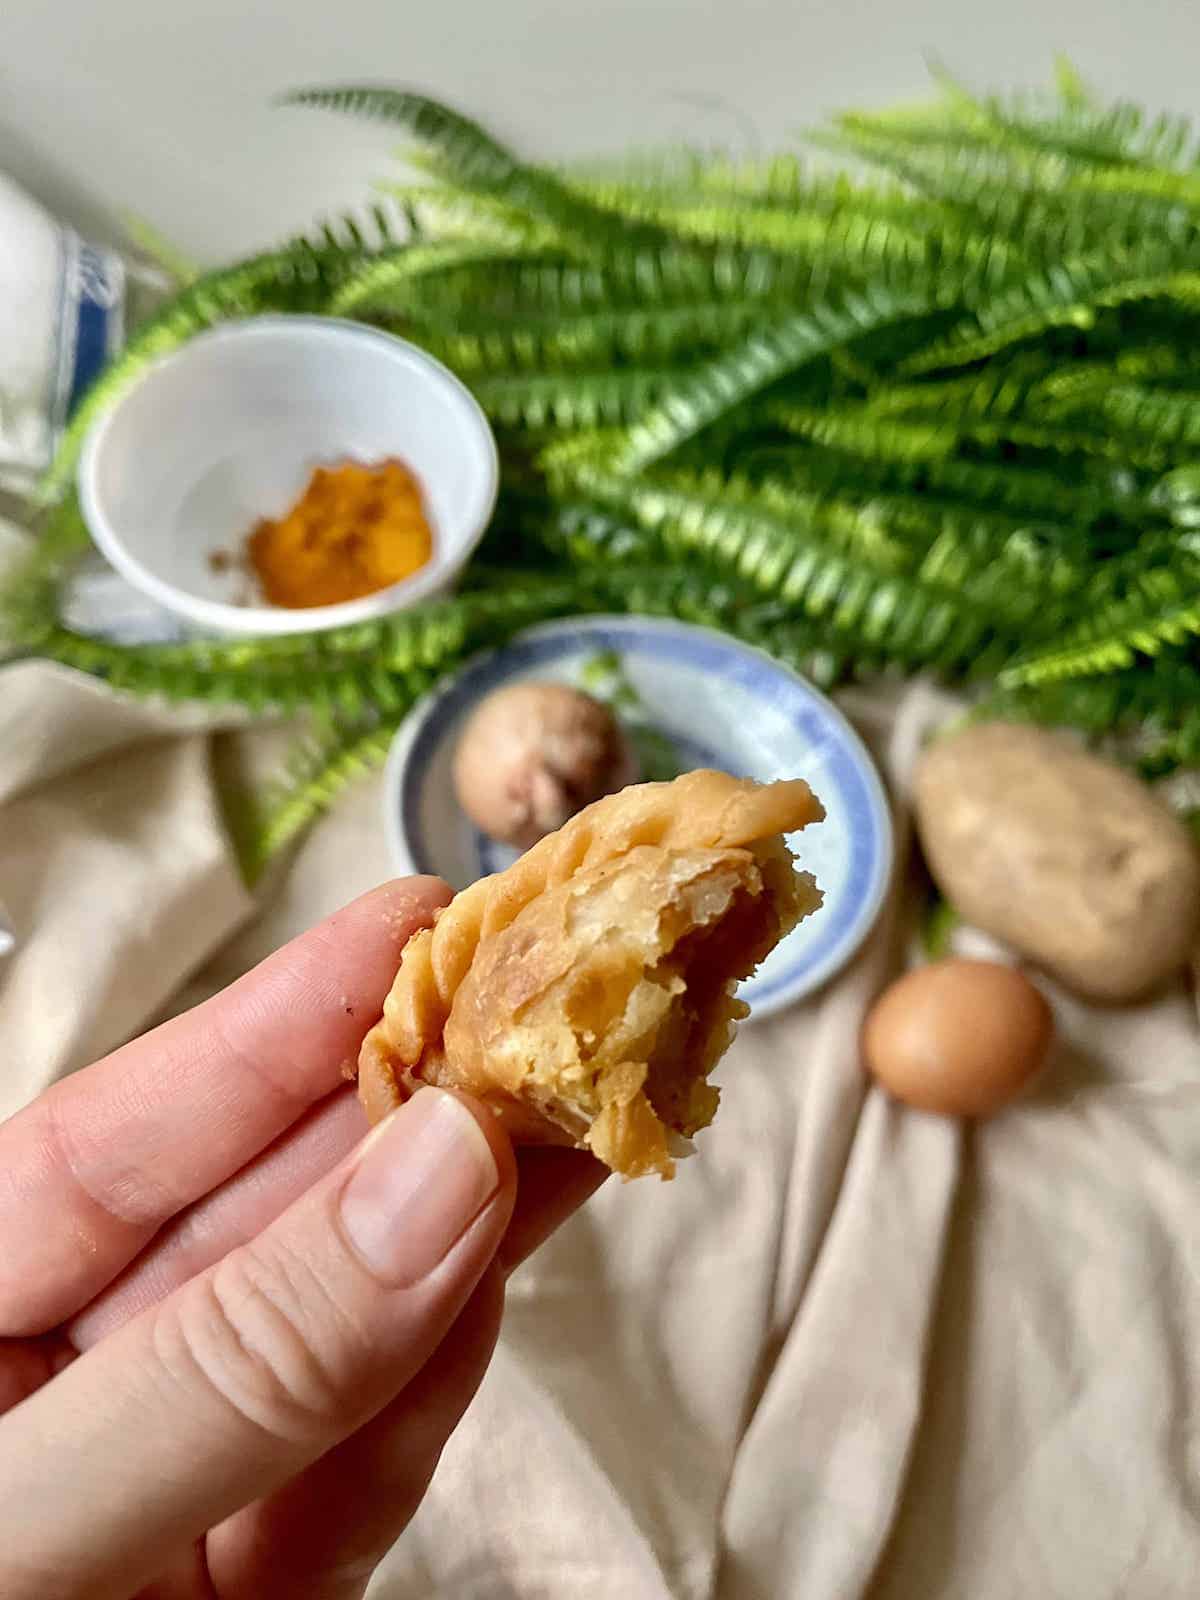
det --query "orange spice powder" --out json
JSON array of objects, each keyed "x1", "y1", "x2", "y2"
[{"x1": 247, "y1": 458, "x2": 433, "y2": 608}]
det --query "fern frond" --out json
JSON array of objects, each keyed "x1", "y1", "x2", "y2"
[
  {"x1": 985, "y1": 652, "x2": 1200, "y2": 773},
  {"x1": 560, "y1": 173, "x2": 1022, "y2": 286},
  {"x1": 300, "y1": 197, "x2": 409, "y2": 253},
  {"x1": 0, "y1": 497, "x2": 92, "y2": 655},
  {"x1": 755, "y1": 437, "x2": 1118, "y2": 533},
  {"x1": 768, "y1": 403, "x2": 959, "y2": 462},
  {"x1": 821, "y1": 120, "x2": 1200, "y2": 261},
  {"x1": 405, "y1": 298, "x2": 773, "y2": 374},
  {"x1": 13, "y1": 580, "x2": 592, "y2": 710},
  {"x1": 30, "y1": 626, "x2": 415, "y2": 713},
  {"x1": 285, "y1": 85, "x2": 675, "y2": 250},
  {"x1": 551, "y1": 461, "x2": 1007, "y2": 665},
  {"x1": 328, "y1": 241, "x2": 528, "y2": 315},
  {"x1": 471, "y1": 367, "x2": 686, "y2": 430},
  {"x1": 375, "y1": 181, "x2": 566, "y2": 248},
  {"x1": 246, "y1": 714, "x2": 408, "y2": 874},
  {"x1": 749, "y1": 461, "x2": 1088, "y2": 605},
  {"x1": 963, "y1": 417, "x2": 1174, "y2": 469},
  {"x1": 1066, "y1": 380, "x2": 1200, "y2": 448},
  {"x1": 612, "y1": 287, "x2": 937, "y2": 471},
  {"x1": 355, "y1": 238, "x2": 814, "y2": 323},
  {"x1": 867, "y1": 356, "x2": 1056, "y2": 421},
  {"x1": 560, "y1": 146, "x2": 811, "y2": 205},
  {"x1": 924, "y1": 66, "x2": 1200, "y2": 173},
  {"x1": 1000, "y1": 561, "x2": 1200, "y2": 684},
  {"x1": 903, "y1": 246, "x2": 1200, "y2": 375}
]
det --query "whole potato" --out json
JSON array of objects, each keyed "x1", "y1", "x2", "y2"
[{"x1": 915, "y1": 722, "x2": 1200, "y2": 1003}]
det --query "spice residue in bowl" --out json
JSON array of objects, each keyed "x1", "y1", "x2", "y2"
[{"x1": 241, "y1": 458, "x2": 433, "y2": 608}]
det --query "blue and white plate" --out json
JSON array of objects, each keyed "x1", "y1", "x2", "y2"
[{"x1": 383, "y1": 616, "x2": 893, "y2": 1017}]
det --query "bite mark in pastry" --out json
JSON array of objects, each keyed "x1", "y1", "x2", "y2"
[{"x1": 358, "y1": 769, "x2": 824, "y2": 1178}]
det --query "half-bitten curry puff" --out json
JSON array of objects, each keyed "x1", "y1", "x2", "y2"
[{"x1": 358, "y1": 769, "x2": 824, "y2": 1178}]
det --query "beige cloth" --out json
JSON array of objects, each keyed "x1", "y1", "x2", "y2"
[{"x1": 1, "y1": 657, "x2": 1198, "y2": 1600}]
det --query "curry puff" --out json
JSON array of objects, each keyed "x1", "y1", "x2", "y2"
[{"x1": 358, "y1": 770, "x2": 824, "y2": 1178}]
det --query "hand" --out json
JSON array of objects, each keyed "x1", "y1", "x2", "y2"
[{"x1": 0, "y1": 880, "x2": 605, "y2": 1600}]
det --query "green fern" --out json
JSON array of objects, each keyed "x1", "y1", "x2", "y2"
[
  {"x1": 329, "y1": 240, "x2": 546, "y2": 316},
  {"x1": 549, "y1": 459, "x2": 1007, "y2": 666},
  {"x1": 903, "y1": 245, "x2": 1200, "y2": 374},
  {"x1": 1000, "y1": 561, "x2": 1200, "y2": 684},
  {"x1": 0, "y1": 497, "x2": 92, "y2": 654},
  {"x1": 286, "y1": 85, "x2": 677, "y2": 251},
  {"x1": 471, "y1": 366, "x2": 687, "y2": 429},
  {"x1": 400, "y1": 298, "x2": 773, "y2": 373},
  {"x1": 375, "y1": 180, "x2": 567, "y2": 249},
  {"x1": 13, "y1": 68, "x2": 1200, "y2": 858},
  {"x1": 245, "y1": 714, "x2": 408, "y2": 876},
  {"x1": 611, "y1": 287, "x2": 937, "y2": 471},
  {"x1": 768, "y1": 403, "x2": 960, "y2": 462}
]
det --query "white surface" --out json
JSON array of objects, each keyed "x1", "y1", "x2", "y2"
[
  {"x1": 4, "y1": 3, "x2": 1200, "y2": 265},
  {"x1": 382, "y1": 617, "x2": 894, "y2": 1017},
  {"x1": 78, "y1": 316, "x2": 498, "y2": 635}
]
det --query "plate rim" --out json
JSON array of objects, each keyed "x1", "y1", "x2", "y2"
[{"x1": 382, "y1": 614, "x2": 894, "y2": 1015}]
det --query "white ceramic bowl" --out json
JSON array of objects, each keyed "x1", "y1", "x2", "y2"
[
  {"x1": 78, "y1": 316, "x2": 499, "y2": 636},
  {"x1": 382, "y1": 616, "x2": 894, "y2": 1017}
]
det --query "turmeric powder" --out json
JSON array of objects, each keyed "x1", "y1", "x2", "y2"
[{"x1": 247, "y1": 458, "x2": 433, "y2": 608}]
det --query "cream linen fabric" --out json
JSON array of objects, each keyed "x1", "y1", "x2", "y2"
[{"x1": 1, "y1": 658, "x2": 1197, "y2": 1600}]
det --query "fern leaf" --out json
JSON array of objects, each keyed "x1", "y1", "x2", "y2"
[
  {"x1": 924, "y1": 66, "x2": 1199, "y2": 173},
  {"x1": 29, "y1": 627, "x2": 405, "y2": 713},
  {"x1": 13, "y1": 581, "x2": 589, "y2": 711},
  {"x1": 821, "y1": 121, "x2": 1200, "y2": 259},
  {"x1": 768, "y1": 403, "x2": 959, "y2": 462},
  {"x1": 285, "y1": 85, "x2": 675, "y2": 250},
  {"x1": 328, "y1": 240, "x2": 527, "y2": 315},
  {"x1": 964, "y1": 418, "x2": 1174, "y2": 469},
  {"x1": 301, "y1": 197, "x2": 408, "y2": 254},
  {"x1": 611, "y1": 288, "x2": 936, "y2": 472},
  {"x1": 552, "y1": 461, "x2": 1006, "y2": 665},
  {"x1": 1000, "y1": 562, "x2": 1200, "y2": 684},
  {"x1": 352, "y1": 238, "x2": 816, "y2": 327},
  {"x1": 246, "y1": 714, "x2": 408, "y2": 875},
  {"x1": 903, "y1": 245, "x2": 1200, "y2": 375},
  {"x1": 405, "y1": 298, "x2": 773, "y2": 374},
  {"x1": 1077, "y1": 380, "x2": 1200, "y2": 448},
  {"x1": 560, "y1": 146, "x2": 812, "y2": 205},
  {"x1": 471, "y1": 367, "x2": 686, "y2": 429},
  {"x1": 0, "y1": 497, "x2": 92, "y2": 654},
  {"x1": 757, "y1": 436, "x2": 1118, "y2": 532},
  {"x1": 559, "y1": 173, "x2": 1022, "y2": 286},
  {"x1": 374, "y1": 181, "x2": 566, "y2": 248},
  {"x1": 985, "y1": 652, "x2": 1200, "y2": 773}
]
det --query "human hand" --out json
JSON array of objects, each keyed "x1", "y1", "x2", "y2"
[{"x1": 0, "y1": 879, "x2": 605, "y2": 1600}]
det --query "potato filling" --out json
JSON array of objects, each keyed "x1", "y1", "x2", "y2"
[{"x1": 438, "y1": 842, "x2": 805, "y2": 1176}]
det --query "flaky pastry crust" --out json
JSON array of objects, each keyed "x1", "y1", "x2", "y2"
[{"x1": 358, "y1": 769, "x2": 824, "y2": 1177}]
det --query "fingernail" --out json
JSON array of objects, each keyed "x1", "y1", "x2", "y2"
[{"x1": 340, "y1": 1089, "x2": 499, "y2": 1285}]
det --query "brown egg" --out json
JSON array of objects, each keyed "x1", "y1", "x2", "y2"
[{"x1": 862, "y1": 959, "x2": 1053, "y2": 1118}]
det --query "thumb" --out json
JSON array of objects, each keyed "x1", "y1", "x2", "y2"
[{"x1": 0, "y1": 1088, "x2": 514, "y2": 1600}]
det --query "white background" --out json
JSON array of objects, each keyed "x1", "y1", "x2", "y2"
[{"x1": 3, "y1": 1, "x2": 1200, "y2": 263}]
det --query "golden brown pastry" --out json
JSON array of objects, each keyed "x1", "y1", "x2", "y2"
[{"x1": 358, "y1": 769, "x2": 824, "y2": 1178}]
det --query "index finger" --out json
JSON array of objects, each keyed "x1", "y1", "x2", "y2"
[{"x1": 0, "y1": 877, "x2": 449, "y2": 1336}]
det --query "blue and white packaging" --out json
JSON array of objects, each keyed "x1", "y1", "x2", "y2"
[{"x1": 0, "y1": 172, "x2": 126, "y2": 497}]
